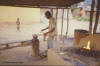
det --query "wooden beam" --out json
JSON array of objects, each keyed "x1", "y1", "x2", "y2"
[
  {"x1": 89, "y1": 0, "x2": 95, "y2": 34},
  {"x1": 0, "y1": 40, "x2": 31, "y2": 46},
  {"x1": 61, "y1": 9, "x2": 64, "y2": 40},
  {"x1": 0, "y1": 0, "x2": 84, "y2": 8},
  {"x1": 93, "y1": 0, "x2": 100, "y2": 34},
  {"x1": 66, "y1": 8, "x2": 69, "y2": 38}
]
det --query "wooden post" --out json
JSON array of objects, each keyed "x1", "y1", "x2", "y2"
[
  {"x1": 56, "y1": 8, "x2": 58, "y2": 21},
  {"x1": 51, "y1": 8, "x2": 53, "y2": 16},
  {"x1": 32, "y1": 35, "x2": 39, "y2": 57},
  {"x1": 55, "y1": 8, "x2": 59, "y2": 50},
  {"x1": 89, "y1": 0, "x2": 95, "y2": 34},
  {"x1": 55, "y1": 8, "x2": 58, "y2": 40},
  {"x1": 61, "y1": 9, "x2": 64, "y2": 40},
  {"x1": 93, "y1": 0, "x2": 100, "y2": 34},
  {"x1": 66, "y1": 8, "x2": 69, "y2": 38}
]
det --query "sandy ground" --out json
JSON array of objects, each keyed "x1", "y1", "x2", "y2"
[{"x1": 0, "y1": 22, "x2": 47, "y2": 44}]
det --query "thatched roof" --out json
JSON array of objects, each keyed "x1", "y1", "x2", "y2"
[{"x1": 0, "y1": 0, "x2": 84, "y2": 8}]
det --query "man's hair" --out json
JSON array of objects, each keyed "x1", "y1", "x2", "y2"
[{"x1": 45, "y1": 11, "x2": 52, "y2": 19}]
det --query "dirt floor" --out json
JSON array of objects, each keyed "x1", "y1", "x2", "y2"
[
  {"x1": 0, "y1": 38, "x2": 74, "y2": 65},
  {"x1": 0, "y1": 46, "x2": 48, "y2": 65}
]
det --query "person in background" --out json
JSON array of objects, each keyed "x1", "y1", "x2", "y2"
[
  {"x1": 41, "y1": 11, "x2": 56, "y2": 50},
  {"x1": 16, "y1": 18, "x2": 20, "y2": 31}
]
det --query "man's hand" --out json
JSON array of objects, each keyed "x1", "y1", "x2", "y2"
[
  {"x1": 41, "y1": 29, "x2": 45, "y2": 32},
  {"x1": 41, "y1": 27, "x2": 49, "y2": 32}
]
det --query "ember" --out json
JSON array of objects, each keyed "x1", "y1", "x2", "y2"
[
  {"x1": 64, "y1": 47, "x2": 100, "y2": 58},
  {"x1": 83, "y1": 41, "x2": 91, "y2": 50}
]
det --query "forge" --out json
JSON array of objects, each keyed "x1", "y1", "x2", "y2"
[
  {"x1": 48, "y1": 48, "x2": 100, "y2": 66},
  {"x1": 48, "y1": 34, "x2": 100, "y2": 66},
  {"x1": 48, "y1": 40, "x2": 100, "y2": 66},
  {"x1": 64, "y1": 47, "x2": 100, "y2": 58}
]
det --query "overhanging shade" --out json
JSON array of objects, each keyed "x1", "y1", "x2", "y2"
[{"x1": 0, "y1": 0, "x2": 84, "y2": 8}]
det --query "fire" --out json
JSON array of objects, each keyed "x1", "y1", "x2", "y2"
[{"x1": 83, "y1": 41, "x2": 91, "y2": 50}]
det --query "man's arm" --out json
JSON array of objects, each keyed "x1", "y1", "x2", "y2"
[
  {"x1": 45, "y1": 28, "x2": 55, "y2": 34},
  {"x1": 41, "y1": 26, "x2": 49, "y2": 31},
  {"x1": 43, "y1": 27, "x2": 55, "y2": 41}
]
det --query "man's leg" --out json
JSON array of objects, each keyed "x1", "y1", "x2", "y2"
[{"x1": 47, "y1": 37, "x2": 54, "y2": 49}]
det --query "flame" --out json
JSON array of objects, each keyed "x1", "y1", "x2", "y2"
[{"x1": 83, "y1": 41, "x2": 91, "y2": 50}]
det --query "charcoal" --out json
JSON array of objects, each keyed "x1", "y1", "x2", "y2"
[{"x1": 64, "y1": 47, "x2": 100, "y2": 58}]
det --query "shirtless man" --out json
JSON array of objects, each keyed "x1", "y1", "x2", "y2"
[{"x1": 41, "y1": 11, "x2": 56, "y2": 50}]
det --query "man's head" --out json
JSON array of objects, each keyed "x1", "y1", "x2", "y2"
[{"x1": 45, "y1": 11, "x2": 52, "y2": 19}]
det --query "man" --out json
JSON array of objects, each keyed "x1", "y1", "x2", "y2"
[{"x1": 41, "y1": 11, "x2": 56, "y2": 49}]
